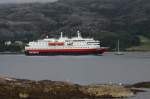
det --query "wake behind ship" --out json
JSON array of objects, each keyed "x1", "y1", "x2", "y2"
[{"x1": 25, "y1": 31, "x2": 108, "y2": 55}]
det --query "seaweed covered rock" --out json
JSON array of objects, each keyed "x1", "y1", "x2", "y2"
[{"x1": 0, "y1": 76, "x2": 135, "y2": 99}]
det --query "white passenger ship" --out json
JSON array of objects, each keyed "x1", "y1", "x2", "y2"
[{"x1": 25, "y1": 31, "x2": 108, "y2": 55}]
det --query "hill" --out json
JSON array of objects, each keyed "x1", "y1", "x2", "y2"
[{"x1": 0, "y1": 0, "x2": 150, "y2": 49}]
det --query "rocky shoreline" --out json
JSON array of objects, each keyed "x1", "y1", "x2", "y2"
[{"x1": 0, "y1": 75, "x2": 148, "y2": 99}]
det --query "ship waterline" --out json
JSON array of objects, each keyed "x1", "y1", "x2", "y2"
[{"x1": 25, "y1": 48, "x2": 107, "y2": 55}]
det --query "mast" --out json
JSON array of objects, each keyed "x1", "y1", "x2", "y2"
[
  {"x1": 117, "y1": 40, "x2": 120, "y2": 52},
  {"x1": 115, "y1": 39, "x2": 124, "y2": 55}
]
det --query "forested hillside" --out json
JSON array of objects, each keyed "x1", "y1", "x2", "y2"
[{"x1": 0, "y1": 0, "x2": 150, "y2": 49}]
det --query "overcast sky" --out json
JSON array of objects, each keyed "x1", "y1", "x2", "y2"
[{"x1": 0, "y1": 0, "x2": 57, "y2": 3}]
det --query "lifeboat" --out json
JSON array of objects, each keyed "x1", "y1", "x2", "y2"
[{"x1": 48, "y1": 42, "x2": 64, "y2": 45}]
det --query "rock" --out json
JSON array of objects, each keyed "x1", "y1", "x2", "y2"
[
  {"x1": 0, "y1": 76, "x2": 135, "y2": 99},
  {"x1": 81, "y1": 84, "x2": 134, "y2": 98},
  {"x1": 0, "y1": 75, "x2": 16, "y2": 82},
  {"x1": 130, "y1": 82, "x2": 150, "y2": 88},
  {"x1": 19, "y1": 93, "x2": 29, "y2": 98}
]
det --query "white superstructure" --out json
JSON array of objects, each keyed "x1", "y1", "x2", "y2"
[{"x1": 25, "y1": 31, "x2": 100, "y2": 50}]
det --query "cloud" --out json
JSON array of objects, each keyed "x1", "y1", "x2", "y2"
[{"x1": 0, "y1": 0, "x2": 57, "y2": 3}]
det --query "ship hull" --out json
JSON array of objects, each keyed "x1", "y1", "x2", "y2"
[{"x1": 25, "y1": 48, "x2": 108, "y2": 56}]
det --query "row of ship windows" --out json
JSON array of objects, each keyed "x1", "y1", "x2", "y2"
[
  {"x1": 30, "y1": 43, "x2": 99, "y2": 45},
  {"x1": 65, "y1": 47, "x2": 92, "y2": 48},
  {"x1": 30, "y1": 43, "x2": 88, "y2": 44},
  {"x1": 66, "y1": 40, "x2": 85, "y2": 42},
  {"x1": 65, "y1": 40, "x2": 97, "y2": 42},
  {"x1": 30, "y1": 42, "x2": 99, "y2": 45},
  {"x1": 29, "y1": 47, "x2": 93, "y2": 48}
]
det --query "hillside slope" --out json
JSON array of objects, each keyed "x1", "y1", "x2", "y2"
[{"x1": 0, "y1": 0, "x2": 150, "y2": 49}]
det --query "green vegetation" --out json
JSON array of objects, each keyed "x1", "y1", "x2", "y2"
[
  {"x1": 0, "y1": 40, "x2": 25, "y2": 52},
  {"x1": 127, "y1": 36, "x2": 150, "y2": 51},
  {"x1": 0, "y1": 0, "x2": 150, "y2": 51}
]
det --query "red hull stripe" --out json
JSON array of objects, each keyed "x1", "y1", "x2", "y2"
[{"x1": 26, "y1": 48, "x2": 107, "y2": 53}]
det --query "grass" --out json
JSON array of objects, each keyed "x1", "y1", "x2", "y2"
[{"x1": 127, "y1": 35, "x2": 150, "y2": 51}]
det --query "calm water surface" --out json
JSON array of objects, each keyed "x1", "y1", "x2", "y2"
[
  {"x1": 0, "y1": 52, "x2": 150, "y2": 84},
  {"x1": 0, "y1": 52, "x2": 150, "y2": 99}
]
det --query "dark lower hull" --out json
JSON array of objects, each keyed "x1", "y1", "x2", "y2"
[
  {"x1": 25, "y1": 51, "x2": 103, "y2": 56},
  {"x1": 25, "y1": 48, "x2": 108, "y2": 56}
]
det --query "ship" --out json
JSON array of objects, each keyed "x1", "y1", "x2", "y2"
[{"x1": 25, "y1": 31, "x2": 108, "y2": 55}]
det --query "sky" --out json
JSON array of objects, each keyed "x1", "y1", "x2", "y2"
[{"x1": 0, "y1": 0, "x2": 57, "y2": 4}]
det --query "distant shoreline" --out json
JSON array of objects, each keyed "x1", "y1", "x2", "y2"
[{"x1": 0, "y1": 52, "x2": 24, "y2": 54}]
